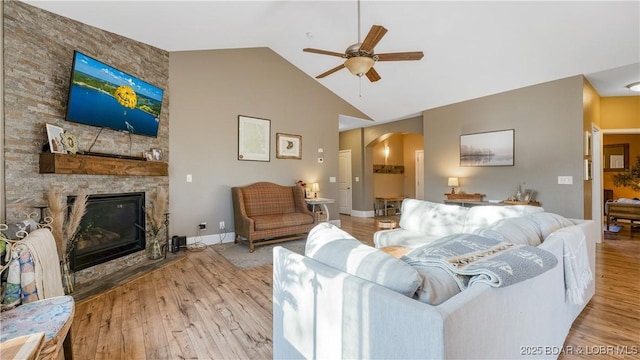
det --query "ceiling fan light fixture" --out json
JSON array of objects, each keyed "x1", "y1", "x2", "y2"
[
  {"x1": 344, "y1": 56, "x2": 374, "y2": 76},
  {"x1": 626, "y1": 81, "x2": 640, "y2": 92}
]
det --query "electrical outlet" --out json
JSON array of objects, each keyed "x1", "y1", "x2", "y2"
[
  {"x1": 219, "y1": 221, "x2": 225, "y2": 231},
  {"x1": 199, "y1": 222, "x2": 207, "y2": 230}
]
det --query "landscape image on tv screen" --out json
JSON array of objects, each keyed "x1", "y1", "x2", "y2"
[{"x1": 66, "y1": 51, "x2": 164, "y2": 137}]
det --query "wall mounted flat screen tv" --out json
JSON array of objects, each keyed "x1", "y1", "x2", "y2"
[{"x1": 65, "y1": 51, "x2": 164, "y2": 137}]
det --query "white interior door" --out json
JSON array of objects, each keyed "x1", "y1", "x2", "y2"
[
  {"x1": 338, "y1": 150, "x2": 352, "y2": 215},
  {"x1": 415, "y1": 150, "x2": 424, "y2": 200}
]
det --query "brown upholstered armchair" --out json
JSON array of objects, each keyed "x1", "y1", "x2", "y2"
[{"x1": 232, "y1": 182, "x2": 317, "y2": 252}]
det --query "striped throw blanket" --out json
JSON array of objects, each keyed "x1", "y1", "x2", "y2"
[{"x1": 404, "y1": 233, "x2": 558, "y2": 289}]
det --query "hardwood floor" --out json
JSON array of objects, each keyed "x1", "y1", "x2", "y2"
[{"x1": 71, "y1": 216, "x2": 639, "y2": 359}]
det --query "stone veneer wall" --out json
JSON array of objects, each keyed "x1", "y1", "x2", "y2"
[{"x1": 3, "y1": 2, "x2": 170, "y2": 284}]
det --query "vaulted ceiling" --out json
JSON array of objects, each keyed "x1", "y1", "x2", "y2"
[{"x1": 24, "y1": 1, "x2": 640, "y2": 130}]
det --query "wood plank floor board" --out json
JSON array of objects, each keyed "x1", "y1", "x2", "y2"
[
  {"x1": 72, "y1": 293, "x2": 104, "y2": 359},
  {"x1": 95, "y1": 289, "x2": 124, "y2": 360},
  {"x1": 137, "y1": 272, "x2": 171, "y2": 359},
  {"x1": 120, "y1": 280, "x2": 148, "y2": 360},
  {"x1": 71, "y1": 215, "x2": 640, "y2": 359},
  {"x1": 149, "y1": 267, "x2": 200, "y2": 360}
]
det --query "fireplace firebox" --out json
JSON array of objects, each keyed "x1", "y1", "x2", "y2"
[{"x1": 69, "y1": 192, "x2": 146, "y2": 272}]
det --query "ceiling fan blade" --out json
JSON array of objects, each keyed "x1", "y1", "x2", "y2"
[
  {"x1": 366, "y1": 67, "x2": 381, "y2": 82},
  {"x1": 376, "y1": 52, "x2": 425, "y2": 61},
  {"x1": 303, "y1": 48, "x2": 345, "y2": 58},
  {"x1": 360, "y1": 25, "x2": 388, "y2": 54},
  {"x1": 316, "y1": 64, "x2": 345, "y2": 78}
]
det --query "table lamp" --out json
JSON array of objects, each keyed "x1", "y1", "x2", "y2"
[
  {"x1": 312, "y1": 183, "x2": 319, "y2": 198},
  {"x1": 447, "y1": 177, "x2": 459, "y2": 194}
]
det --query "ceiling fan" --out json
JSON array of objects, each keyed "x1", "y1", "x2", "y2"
[{"x1": 303, "y1": 1, "x2": 424, "y2": 82}]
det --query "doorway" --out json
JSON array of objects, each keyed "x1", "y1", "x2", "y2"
[{"x1": 338, "y1": 150, "x2": 352, "y2": 215}]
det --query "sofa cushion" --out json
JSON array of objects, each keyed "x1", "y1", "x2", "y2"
[
  {"x1": 462, "y1": 205, "x2": 544, "y2": 233},
  {"x1": 374, "y1": 228, "x2": 441, "y2": 249},
  {"x1": 306, "y1": 223, "x2": 421, "y2": 297},
  {"x1": 253, "y1": 213, "x2": 314, "y2": 231},
  {"x1": 525, "y1": 212, "x2": 575, "y2": 239},
  {"x1": 473, "y1": 216, "x2": 543, "y2": 246},
  {"x1": 399, "y1": 199, "x2": 469, "y2": 236}
]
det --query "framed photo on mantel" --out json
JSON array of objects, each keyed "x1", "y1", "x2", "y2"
[{"x1": 46, "y1": 124, "x2": 66, "y2": 154}]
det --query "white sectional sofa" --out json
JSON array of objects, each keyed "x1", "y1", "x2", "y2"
[
  {"x1": 273, "y1": 199, "x2": 596, "y2": 359},
  {"x1": 374, "y1": 198, "x2": 545, "y2": 249}
]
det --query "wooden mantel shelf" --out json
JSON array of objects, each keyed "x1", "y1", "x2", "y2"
[{"x1": 39, "y1": 153, "x2": 168, "y2": 176}]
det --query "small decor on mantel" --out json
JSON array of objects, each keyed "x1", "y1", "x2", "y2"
[
  {"x1": 47, "y1": 187, "x2": 89, "y2": 294},
  {"x1": 145, "y1": 186, "x2": 168, "y2": 260}
]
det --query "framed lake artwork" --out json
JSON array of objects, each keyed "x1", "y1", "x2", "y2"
[{"x1": 460, "y1": 129, "x2": 514, "y2": 167}]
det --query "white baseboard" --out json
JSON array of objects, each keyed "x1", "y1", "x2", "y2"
[
  {"x1": 350, "y1": 210, "x2": 375, "y2": 218},
  {"x1": 187, "y1": 232, "x2": 235, "y2": 246}
]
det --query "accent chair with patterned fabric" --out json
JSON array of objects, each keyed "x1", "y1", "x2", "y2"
[{"x1": 232, "y1": 182, "x2": 317, "y2": 252}]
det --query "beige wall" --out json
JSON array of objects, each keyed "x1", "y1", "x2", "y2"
[
  {"x1": 423, "y1": 76, "x2": 586, "y2": 218},
  {"x1": 169, "y1": 48, "x2": 367, "y2": 236}
]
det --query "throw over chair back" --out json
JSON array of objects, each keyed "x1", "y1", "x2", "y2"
[{"x1": 0, "y1": 228, "x2": 75, "y2": 360}]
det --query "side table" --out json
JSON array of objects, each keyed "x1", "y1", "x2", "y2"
[{"x1": 305, "y1": 198, "x2": 335, "y2": 222}]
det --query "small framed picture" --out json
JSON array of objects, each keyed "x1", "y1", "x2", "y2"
[
  {"x1": 61, "y1": 131, "x2": 79, "y2": 154},
  {"x1": 151, "y1": 148, "x2": 163, "y2": 161},
  {"x1": 143, "y1": 151, "x2": 154, "y2": 161},
  {"x1": 276, "y1": 133, "x2": 302, "y2": 159},
  {"x1": 524, "y1": 189, "x2": 536, "y2": 202},
  {"x1": 46, "y1": 124, "x2": 66, "y2": 154}
]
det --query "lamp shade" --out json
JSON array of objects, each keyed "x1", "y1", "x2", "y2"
[
  {"x1": 344, "y1": 56, "x2": 375, "y2": 76},
  {"x1": 447, "y1": 177, "x2": 459, "y2": 187},
  {"x1": 312, "y1": 183, "x2": 319, "y2": 192}
]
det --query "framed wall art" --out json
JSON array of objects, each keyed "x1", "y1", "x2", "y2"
[
  {"x1": 460, "y1": 129, "x2": 514, "y2": 167},
  {"x1": 46, "y1": 124, "x2": 66, "y2": 154},
  {"x1": 276, "y1": 133, "x2": 302, "y2": 159},
  {"x1": 238, "y1": 115, "x2": 270, "y2": 162}
]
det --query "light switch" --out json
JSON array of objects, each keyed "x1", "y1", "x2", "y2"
[
  {"x1": 318, "y1": 148, "x2": 324, "y2": 153},
  {"x1": 186, "y1": 174, "x2": 193, "y2": 182},
  {"x1": 557, "y1": 176, "x2": 572, "y2": 185},
  {"x1": 355, "y1": 176, "x2": 359, "y2": 182},
  {"x1": 329, "y1": 177, "x2": 336, "y2": 183}
]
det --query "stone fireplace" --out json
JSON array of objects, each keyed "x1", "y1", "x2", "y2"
[
  {"x1": 3, "y1": 3, "x2": 170, "y2": 288},
  {"x1": 69, "y1": 192, "x2": 146, "y2": 272}
]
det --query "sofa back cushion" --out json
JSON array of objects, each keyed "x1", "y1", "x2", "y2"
[
  {"x1": 462, "y1": 205, "x2": 544, "y2": 233},
  {"x1": 399, "y1": 199, "x2": 469, "y2": 236},
  {"x1": 306, "y1": 223, "x2": 421, "y2": 297},
  {"x1": 240, "y1": 182, "x2": 296, "y2": 217},
  {"x1": 473, "y1": 216, "x2": 543, "y2": 246},
  {"x1": 525, "y1": 212, "x2": 575, "y2": 239}
]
